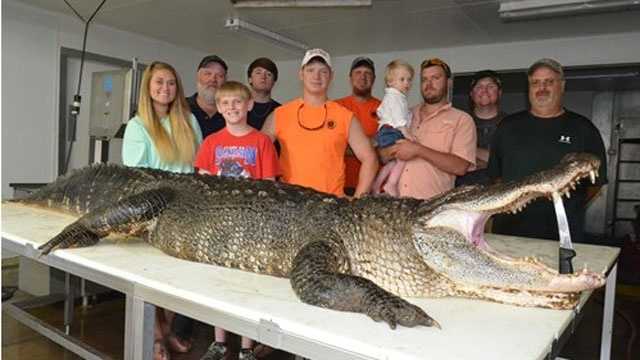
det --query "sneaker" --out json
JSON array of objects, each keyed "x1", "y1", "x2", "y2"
[
  {"x1": 200, "y1": 342, "x2": 227, "y2": 360},
  {"x1": 239, "y1": 349, "x2": 257, "y2": 360}
]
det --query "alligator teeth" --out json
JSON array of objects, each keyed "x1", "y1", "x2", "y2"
[
  {"x1": 570, "y1": 182, "x2": 576, "y2": 190},
  {"x1": 565, "y1": 190, "x2": 571, "y2": 199},
  {"x1": 589, "y1": 170, "x2": 596, "y2": 184}
]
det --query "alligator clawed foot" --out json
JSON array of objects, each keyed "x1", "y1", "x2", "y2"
[
  {"x1": 367, "y1": 293, "x2": 440, "y2": 330},
  {"x1": 38, "y1": 237, "x2": 65, "y2": 255}
]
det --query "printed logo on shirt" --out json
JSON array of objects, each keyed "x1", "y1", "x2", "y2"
[
  {"x1": 214, "y1": 145, "x2": 257, "y2": 178},
  {"x1": 559, "y1": 135, "x2": 572, "y2": 144}
]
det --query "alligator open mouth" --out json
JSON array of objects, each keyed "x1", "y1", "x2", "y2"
[
  {"x1": 425, "y1": 152, "x2": 600, "y2": 250},
  {"x1": 412, "y1": 153, "x2": 605, "y2": 308}
]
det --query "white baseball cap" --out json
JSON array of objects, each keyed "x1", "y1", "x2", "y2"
[{"x1": 301, "y1": 48, "x2": 332, "y2": 69}]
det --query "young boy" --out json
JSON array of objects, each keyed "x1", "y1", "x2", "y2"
[
  {"x1": 372, "y1": 60, "x2": 415, "y2": 197},
  {"x1": 194, "y1": 81, "x2": 278, "y2": 360},
  {"x1": 195, "y1": 81, "x2": 279, "y2": 180}
]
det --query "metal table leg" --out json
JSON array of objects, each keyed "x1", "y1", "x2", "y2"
[
  {"x1": 64, "y1": 272, "x2": 74, "y2": 335},
  {"x1": 132, "y1": 296, "x2": 156, "y2": 360},
  {"x1": 600, "y1": 263, "x2": 617, "y2": 360}
]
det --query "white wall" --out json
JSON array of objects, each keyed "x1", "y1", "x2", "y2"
[
  {"x1": 1, "y1": 0, "x2": 243, "y2": 199},
  {"x1": 269, "y1": 31, "x2": 640, "y2": 106}
]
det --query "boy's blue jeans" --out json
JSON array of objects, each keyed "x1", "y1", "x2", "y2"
[{"x1": 375, "y1": 125, "x2": 404, "y2": 148}]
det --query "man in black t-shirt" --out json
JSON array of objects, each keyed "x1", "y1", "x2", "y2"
[
  {"x1": 246, "y1": 57, "x2": 280, "y2": 130},
  {"x1": 456, "y1": 70, "x2": 506, "y2": 186},
  {"x1": 187, "y1": 55, "x2": 228, "y2": 138},
  {"x1": 487, "y1": 58, "x2": 607, "y2": 244}
]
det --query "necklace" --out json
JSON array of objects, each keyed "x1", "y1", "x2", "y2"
[{"x1": 297, "y1": 103, "x2": 328, "y2": 131}]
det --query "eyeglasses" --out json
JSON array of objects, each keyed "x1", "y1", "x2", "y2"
[{"x1": 297, "y1": 103, "x2": 328, "y2": 131}]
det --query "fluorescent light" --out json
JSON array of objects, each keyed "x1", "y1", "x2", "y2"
[
  {"x1": 499, "y1": 0, "x2": 640, "y2": 21},
  {"x1": 231, "y1": 0, "x2": 371, "y2": 7},
  {"x1": 224, "y1": 17, "x2": 310, "y2": 52}
]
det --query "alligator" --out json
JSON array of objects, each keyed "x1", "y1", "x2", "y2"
[{"x1": 14, "y1": 152, "x2": 605, "y2": 329}]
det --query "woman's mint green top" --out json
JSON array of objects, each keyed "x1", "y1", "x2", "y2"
[{"x1": 122, "y1": 114, "x2": 203, "y2": 173}]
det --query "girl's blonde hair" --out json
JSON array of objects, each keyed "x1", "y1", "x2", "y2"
[
  {"x1": 137, "y1": 61, "x2": 197, "y2": 165},
  {"x1": 384, "y1": 60, "x2": 415, "y2": 86}
]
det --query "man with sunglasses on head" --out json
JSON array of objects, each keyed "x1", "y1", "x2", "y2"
[
  {"x1": 382, "y1": 58, "x2": 476, "y2": 200},
  {"x1": 262, "y1": 48, "x2": 378, "y2": 198}
]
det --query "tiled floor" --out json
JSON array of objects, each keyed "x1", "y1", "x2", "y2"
[{"x1": 2, "y1": 260, "x2": 639, "y2": 360}]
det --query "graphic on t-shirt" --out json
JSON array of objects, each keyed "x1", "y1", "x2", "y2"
[
  {"x1": 215, "y1": 145, "x2": 257, "y2": 178},
  {"x1": 559, "y1": 135, "x2": 572, "y2": 144}
]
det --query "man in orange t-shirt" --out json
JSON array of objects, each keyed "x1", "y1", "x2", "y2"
[
  {"x1": 336, "y1": 57, "x2": 381, "y2": 196},
  {"x1": 262, "y1": 49, "x2": 378, "y2": 198}
]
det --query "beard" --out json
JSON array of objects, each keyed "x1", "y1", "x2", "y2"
[
  {"x1": 352, "y1": 85, "x2": 372, "y2": 98},
  {"x1": 423, "y1": 86, "x2": 447, "y2": 104},
  {"x1": 197, "y1": 83, "x2": 216, "y2": 105}
]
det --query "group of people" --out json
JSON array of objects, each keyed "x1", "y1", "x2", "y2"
[{"x1": 121, "y1": 49, "x2": 608, "y2": 360}]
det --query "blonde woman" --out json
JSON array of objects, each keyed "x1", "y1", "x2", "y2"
[
  {"x1": 123, "y1": 61, "x2": 202, "y2": 173},
  {"x1": 122, "y1": 61, "x2": 202, "y2": 360}
]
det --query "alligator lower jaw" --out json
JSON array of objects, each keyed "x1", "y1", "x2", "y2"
[{"x1": 456, "y1": 285, "x2": 581, "y2": 310}]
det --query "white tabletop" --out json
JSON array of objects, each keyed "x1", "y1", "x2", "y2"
[{"x1": 1, "y1": 202, "x2": 620, "y2": 360}]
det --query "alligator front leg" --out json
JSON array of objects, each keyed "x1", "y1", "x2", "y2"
[
  {"x1": 290, "y1": 240, "x2": 440, "y2": 329},
  {"x1": 39, "y1": 188, "x2": 175, "y2": 254}
]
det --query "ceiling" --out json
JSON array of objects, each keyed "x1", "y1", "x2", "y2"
[{"x1": 17, "y1": 0, "x2": 640, "y2": 62}]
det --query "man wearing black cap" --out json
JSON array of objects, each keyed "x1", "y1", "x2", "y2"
[
  {"x1": 456, "y1": 70, "x2": 506, "y2": 186},
  {"x1": 336, "y1": 56, "x2": 381, "y2": 195},
  {"x1": 247, "y1": 57, "x2": 281, "y2": 130},
  {"x1": 488, "y1": 58, "x2": 607, "y2": 244},
  {"x1": 188, "y1": 55, "x2": 228, "y2": 138}
]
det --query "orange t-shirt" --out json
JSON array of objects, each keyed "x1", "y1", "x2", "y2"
[
  {"x1": 274, "y1": 98, "x2": 353, "y2": 197},
  {"x1": 335, "y1": 96, "x2": 381, "y2": 189}
]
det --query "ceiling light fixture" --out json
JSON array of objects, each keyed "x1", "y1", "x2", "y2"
[
  {"x1": 231, "y1": 0, "x2": 372, "y2": 8},
  {"x1": 499, "y1": 0, "x2": 640, "y2": 21},
  {"x1": 224, "y1": 17, "x2": 310, "y2": 52}
]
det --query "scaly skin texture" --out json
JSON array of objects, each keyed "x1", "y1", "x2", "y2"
[{"x1": 15, "y1": 153, "x2": 605, "y2": 329}]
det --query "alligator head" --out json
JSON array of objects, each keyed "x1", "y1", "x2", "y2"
[{"x1": 410, "y1": 153, "x2": 604, "y2": 309}]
